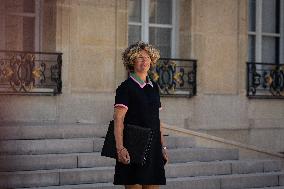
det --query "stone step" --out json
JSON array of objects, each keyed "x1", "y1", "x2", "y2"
[
  {"x1": 0, "y1": 138, "x2": 100, "y2": 155},
  {"x1": 163, "y1": 172, "x2": 284, "y2": 189},
  {"x1": 165, "y1": 136, "x2": 195, "y2": 148},
  {"x1": 0, "y1": 152, "x2": 113, "y2": 172},
  {"x1": 0, "y1": 167, "x2": 112, "y2": 188},
  {"x1": 0, "y1": 147, "x2": 240, "y2": 171},
  {"x1": 0, "y1": 123, "x2": 196, "y2": 147},
  {"x1": 228, "y1": 159, "x2": 282, "y2": 174},
  {"x1": 0, "y1": 124, "x2": 108, "y2": 140},
  {"x1": 2, "y1": 162, "x2": 283, "y2": 188},
  {"x1": 21, "y1": 184, "x2": 284, "y2": 189},
  {"x1": 0, "y1": 153, "x2": 79, "y2": 172},
  {"x1": 166, "y1": 160, "x2": 282, "y2": 177},
  {"x1": 0, "y1": 136, "x2": 194, "y2": 155},
  {"x1": 0, "y1": 123, "x2": 195, "y2": 145},
  {"x1": 14, "y1": 172, "x2": 284, "y2": 189},
  {"x1": 16, "y1": 183, "x2": 123, "y2": 189},
  {"x1": 81, "y1": 147, "x2": 238, "y2": 168},
  {"x1": 168, "y1": 147, "x2": 239, "y2": 162},
  {"x1": 218, "y1": 172, "x2": 284, "y2": 189},
  {"x1": 248, "y1": 187, "x2": 284, "y2": 189}
]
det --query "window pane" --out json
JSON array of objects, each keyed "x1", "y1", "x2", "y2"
[
  {"x1": 23, "y1": 17, "x2": 35, "y2": 51},
  {"x1": 262, "y1": 0, "x2": 280, "y2": 33},
  {"x1": 149, "y1": 0, "x2": 172, "y2": 24},
  {"x1": 0, "y1": 1, "x2": 5, "y2": 49},
  {"x1": 149, "y1": 27, "x2": 171, "y2": 58},
  {"x1": 0, "y1": 0, "x2": 5, "y2": 14},
  {"x1": 248, "y1": 35, "x2": 255, "y2": 62},
  {"x1": 23, "y1": 0, "x2": 35, "y2": 13},
  {"x1": 5, "y1": 15, "x2": 22, "y2": 50},
  {"x1": 262, "y1": 36, "x2": 279, "y2": 63},
  {"x1": 248, "y1": 0, "x2": 256, "y2": 32},
  {"x1": 128, "y1": 0, "x2": 141, "y2": 22},
  {"x1": 5, "y1": 15, "x2": 35, "y2": 51},
  {"x1": 128, "y1": 25, "x2": 141, "y2": 45},
  {"x1": 6, "y1": 0, "x2": 35, "y2": 13}
]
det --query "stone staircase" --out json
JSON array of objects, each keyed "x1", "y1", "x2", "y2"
[{"x1": 0, "y1": 123, "x2": 283, "y2": 189}]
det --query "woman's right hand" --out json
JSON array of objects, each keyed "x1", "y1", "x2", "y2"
[
  {"x1": 114, "y1": 106, "x2": 129, "y2": 165},
  {"x1": 117, "y1": 147, "x2": 131, "y2": 164}
]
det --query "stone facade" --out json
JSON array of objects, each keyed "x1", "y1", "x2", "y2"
[{"x1": 0, "y1": 0, "x2": 283, "y2": 153}]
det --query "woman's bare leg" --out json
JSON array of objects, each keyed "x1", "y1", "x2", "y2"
[
  {"x1": 125, "y1": 184, "x2": 142, "y2": 189},
  {"x1": 142, "y1": 185, "x2": 160, "y2": 189}
]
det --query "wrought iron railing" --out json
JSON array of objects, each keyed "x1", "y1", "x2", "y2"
[
  {"x1": 247, "y1": 62, "x2": 284, "y2": 99},
  {"x1": 0, "y1": 50, "x2": 62, "y2": 95},
  {"x1": 149, "y1": 58, "x2": 197, "y2": 97}
]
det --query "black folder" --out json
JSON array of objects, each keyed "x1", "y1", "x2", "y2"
[{"x1": 101, "y1": 120, "x2": 153, "y2": 166}]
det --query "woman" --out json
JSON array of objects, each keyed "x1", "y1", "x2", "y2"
[{"x1": 113, "y1": 41, "x2": 168, "y2": 189}]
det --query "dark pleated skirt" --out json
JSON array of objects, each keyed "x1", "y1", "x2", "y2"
[{"x1": 113, "y1": 130, "x2": 166, "y2": 185}]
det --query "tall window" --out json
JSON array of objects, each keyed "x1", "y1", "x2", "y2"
[
  {"x1": 0, "y1": 0, "x2": 42, "y2": 51},
  {"x1": 128, "y1": 0, "x2": 177, "y2": 58},
  {"x1": 248, "y1": 0, "x2": 284, "y2": 63}
]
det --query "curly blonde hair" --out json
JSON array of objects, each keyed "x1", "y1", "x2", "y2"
[{"x1": 122, "y1": 41, "x2": 160, "y2": 72}]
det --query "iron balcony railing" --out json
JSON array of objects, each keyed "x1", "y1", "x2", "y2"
[
  {"x1": 247, "y1": 62, "x2": 284, "y2": 99},
  {"x1": 149, "y1": 58, "x2": 197, "y2": 97},
  {"x1": 0, "y1": 50, "x2": 62, "y2": 95}
]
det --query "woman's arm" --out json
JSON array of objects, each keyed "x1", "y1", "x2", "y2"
[
  {"x1": 160, "y1": 121, "x2": 169, "y2": 164},
  {"x1": 160, "y1": 121, "x2": 166, "y2": 147},
  {"x1": 113, "y1": 106, "x2": 130, "y2": 164}
]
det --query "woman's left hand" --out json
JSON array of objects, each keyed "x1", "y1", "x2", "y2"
[{"x1": 162, "y1": 147, "x2": 169, "y2": 165}]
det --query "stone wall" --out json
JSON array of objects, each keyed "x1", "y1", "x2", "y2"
[
  {"x1": 54, "y1": 0, "x2": 128, "y2": 123},
  {"x1": 160, "y1": 0, "x2": 284, "y2": 153}
]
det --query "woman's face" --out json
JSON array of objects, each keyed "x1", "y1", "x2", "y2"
[{"x1": 133, "y1": 50, "x2": 151, "y2": 74}]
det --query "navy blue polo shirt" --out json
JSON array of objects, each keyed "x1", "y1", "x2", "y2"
[{"x1": 114, "y1": 72, "x2": 162, "y2": 130}]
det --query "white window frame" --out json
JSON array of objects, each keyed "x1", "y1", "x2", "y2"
[
  {"x1": 248, "y1": 0, "x2": 284, "y2": 63},
  {"x1": 1, "y1": 0, "x2": 42, "y2": 51},
  {"x1": 128, "y1": 0, "x2": 178, "y2": 58}
]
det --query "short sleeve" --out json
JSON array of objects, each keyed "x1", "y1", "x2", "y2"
[
  {"x1": 158, "y1": 101, "x2": 162, "y2": 111},
  {"x1": 114, "y1": 82, "x2": 129, "y2": 110}
]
